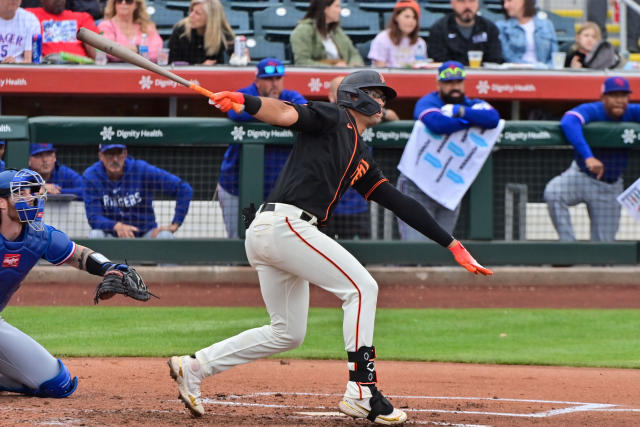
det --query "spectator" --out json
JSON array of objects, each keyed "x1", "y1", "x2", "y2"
[
  {"x1": 0, "y1": 0, "x2": 41, "y2": 63},
  {"x1": 324, "y1": 75, "x2": 398, "y2": 239},
  {"x1": 565, "y1": 21, "x2": 621, "y2": 70},
  {"x1": 290, "y1": 0, "x2": 364, "y2": 67},
  {"x1": 28, "y1": 0, "x2": 99, "y2": 59},
  {"x1": 544, "y1": 77, "x2": 639, "y2": 242},
  {"x1": 398, "y1": 61, "x2": 500, "y2": 238},
  {"x1": 168, "y1": 0, "x2": 234, "y2": 65},
  {"x1": 0, "y1": 141, "x2": 5, "y2": 171},
  {"x1": 368, "y1": 0, "x2": 427, "y2": 68},
  {"x1": 496, "y1": 0, "x2": 558, "y2": 67},
  {"x1": 98, "y1": 0, "x2": 162, "y2": 63},
  {"x1": 83, "y1": 143, "x2": 193, "y2": 238},
  {"x1": 28, "y1": 143, "x2": 83, "y2": 200},
  {"x1": 428, "y1": 0, "x2": 503, "y2": 65},
  {"x1": 65, "y1": 0, "x2": 101, "y2": 21},
  {"x1": 218, "y1": 58, "x2": 306, "y2": 238}
]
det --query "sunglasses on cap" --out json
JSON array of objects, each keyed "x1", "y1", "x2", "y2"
[
  {"x1": 116, "y1": 0, "x2": 136, "y2": 5},
  {"x1": 262, "y1": 65, "x2": 285, "y2": 75},
  {"x1": 361, "y1": 88, "x2": 387, "y2": 103},
  {"x1": 439, "y1": 67, "x2": 466, "y2": 80}
]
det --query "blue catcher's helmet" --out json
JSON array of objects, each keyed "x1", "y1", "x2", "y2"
[
  {"x1": 337, "y1": 70, "x2": 397, "y2": 116},
  {"x1": 0, "y1": 168, "x2": 47, "y2": 231}
]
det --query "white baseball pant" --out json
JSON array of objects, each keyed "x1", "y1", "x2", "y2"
[{"x1": 194, "y1": 203, "x2": 378, "y2": 377}]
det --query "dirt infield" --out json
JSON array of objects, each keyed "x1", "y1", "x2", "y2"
[{"x1": 4, "y1": 278, "x2": 640, "y2": 426}]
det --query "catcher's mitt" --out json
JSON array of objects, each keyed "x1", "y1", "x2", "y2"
[{"x1": 94, "y1": 265, "x2": 157, "y2": 304}]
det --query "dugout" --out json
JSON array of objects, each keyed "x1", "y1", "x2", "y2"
[{"x1": 1, "y1": 116, "x2": 637, "y2": 265}]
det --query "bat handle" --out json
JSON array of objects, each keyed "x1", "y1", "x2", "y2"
[{"x1": 189, "y1": 83, "x2": 244, "y2": 113}]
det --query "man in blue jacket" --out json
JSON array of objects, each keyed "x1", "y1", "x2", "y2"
[
  {"x1": 544, "y1": 76, "x2": 639, "y2": 241},
  {"x1": 0, "y1": 141, "x2": 5, "y2": 172},
  {"x1": 83, "y1": 144, "x2": 193, "y2": 238},
  {"x1": 397, "y1": 61, "x2": 500, "y2": 239},
  {"x1": 218, "y1": 58, "x2": 307, "y2": 238},
  {"x1": 29, "y1": 143, "x2": 83, "y2": 200}
]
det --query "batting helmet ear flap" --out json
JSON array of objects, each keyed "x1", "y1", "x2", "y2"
[{"x1": 337, "y1": 70, "x2": 397, "y2": 116}]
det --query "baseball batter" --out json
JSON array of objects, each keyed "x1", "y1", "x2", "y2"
[
  {"x1": 169, "y1": 70, "x2": 492, "y2": 424},
  {"x1": 0, "y1": 168, "x2": 147, "y2": 398}
]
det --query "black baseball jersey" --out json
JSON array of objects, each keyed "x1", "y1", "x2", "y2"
[{"x1": 266, "y1": 101, "x2": 388, "y2": 225}]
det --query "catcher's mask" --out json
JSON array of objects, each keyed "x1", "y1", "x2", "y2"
[
  {"x1": 337, "y1": 70, "x2": 397, "y2": 116},
  {"x1": 0, "y1": 169, "x2": 47, "y2": 231}
]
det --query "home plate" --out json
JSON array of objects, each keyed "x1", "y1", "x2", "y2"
[{"x1": 296, "y1": 411, "x2": 346, "y2": 417}]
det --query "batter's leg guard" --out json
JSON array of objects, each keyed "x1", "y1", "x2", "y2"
[
  {"x1": 34, "y1": 359, "x2": 78, "y2": 398},
  {"x1": 339, "y1": 346, "x2": 407, "y2": 424}
]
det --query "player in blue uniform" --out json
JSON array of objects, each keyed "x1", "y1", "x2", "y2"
[
  {"x1": 544, "y1": 76, "x2": 640, "y2": 241},
  {"x1": 83, "y1": 144, "x2": 193, "y2": 238},
  {"x1": 218, "y1": 58, "x2": 307, "y2": 238},
  {"x1": 29, "y1": 143, "x2": 84, "y2": 200},
  {"x1": 399, "y1": 61, "x2": 500, "y2": 238},
  {"x1": 0, "y1": 168, "x2": 145, "y2": 398}
]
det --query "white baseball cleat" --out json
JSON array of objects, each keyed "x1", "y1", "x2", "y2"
[
  {"x1": 168, "y1": 355, "x2": 204, "y2": 417},
  {"x1": 339, "y1": 394, "x2": 407, "y2": 425}
]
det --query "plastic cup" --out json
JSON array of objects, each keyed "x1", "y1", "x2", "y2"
[
  {"x1": 552, "y1": 51, "x2": 566, "y2": 69},
  {"x1": 95, "y1": 50, "x2": 107, "y2": 66},
  {"x1": 157, "y1": 47, "x2": 169, "y2": 66},
  {"x1": 467, "y1": 50, "x2": 483, "y2": 68}
]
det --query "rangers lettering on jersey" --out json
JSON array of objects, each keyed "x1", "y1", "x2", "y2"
[
  {"x1": 102, "y1": 192, "x2": 143, "y2": 208},
  {"x1": 2, "y1": 254, "x2": 21, "y2": 268}
]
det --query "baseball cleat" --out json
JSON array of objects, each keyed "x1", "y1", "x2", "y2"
[
  {"x1": 339, "y1": 396, "x2": 407, "y2": 425},
  {"x1": 168, "y1": 356, "x2": 204, "y2": 417}
]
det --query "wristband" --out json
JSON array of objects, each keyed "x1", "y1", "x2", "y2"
[
  {"x1": 244, "y1": 95, "x2": 262, "y2": 115},
  {"x1": 86, "y1": 252, "x2": 112, "y2": 276}
]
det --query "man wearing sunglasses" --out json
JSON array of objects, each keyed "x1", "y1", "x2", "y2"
[
  {"x1": 218, "y1": 58, "x2": 307, "y2": 238},
  {"x1": 397, "y1": 60, "x2": 500, "y2": 239},
  {"x1": 28, "y1": 0, "x2": 99, "y2": 59},
  {"x1": 169, "y1": 70, "x2": 492, "y2": 424}
]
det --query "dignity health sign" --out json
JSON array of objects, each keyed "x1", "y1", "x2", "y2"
[{"x1": 398, "y1": 120, "x2": 505, "y2": 210}]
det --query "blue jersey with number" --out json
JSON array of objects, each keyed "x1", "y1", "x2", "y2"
[{"x1": 0, "y1": 224, "x2": 76, "y2": 312}]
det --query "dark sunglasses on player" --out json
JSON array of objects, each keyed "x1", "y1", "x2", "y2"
[
  {"x1": 262, "y1": 65, "x2": 285, "y2": 75},
  {"x1": 116, "y1": 0, "x2": 136, "y2": 5}
]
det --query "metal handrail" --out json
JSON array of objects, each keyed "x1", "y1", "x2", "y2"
[{"x1": 618, "y1": 0, "x2": 640, "y2": 55}]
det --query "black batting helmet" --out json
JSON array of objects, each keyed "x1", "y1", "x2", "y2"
[{"x1": 337, "y1": 70, "x2": 397, "y2": 116}]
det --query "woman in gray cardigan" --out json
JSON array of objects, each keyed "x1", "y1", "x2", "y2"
[{"x1": 290, "y1": 0, "x2": 364, "y2": 67}]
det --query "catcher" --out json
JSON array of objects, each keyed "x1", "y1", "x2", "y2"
[{"x1": 0, "y1": 168, "x2": 154, "y2": 398}]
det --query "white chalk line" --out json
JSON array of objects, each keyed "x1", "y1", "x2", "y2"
[{"x1": 202, "y1": 391, "x2": 640, "y2": 419}]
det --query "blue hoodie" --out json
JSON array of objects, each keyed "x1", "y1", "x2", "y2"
[
  {"x1": 83, "y1": 157, "x2": 193, "y2": 236},
  {"x1": 49, "y1": 162, "x2": 84, "y2": 200}
]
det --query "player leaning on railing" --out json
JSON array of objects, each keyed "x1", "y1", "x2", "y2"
[{"x1": 168, "y1": 70, "x2": 492, "y2": 424}]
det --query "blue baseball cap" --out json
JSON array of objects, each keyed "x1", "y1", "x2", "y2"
[
  {"x1": 30, "y1": 143, "x2": 56, "y2": 156},
  {"x1": 602, "y1": 76, "x2": 631, "y2": 95},
  {"x1": 0, "y1": 140, "x2": 5, "y2": 146},
  {"x1": 438, "y1": 61, "x2": 466, "y2": 81},
  {"x1": 99, "y1": 144, "x2": 126, "y2": 152},
  {"x1": 256, "y1": 58, "x2": 285, "y2": 78},
  {"x1": 0, "y1": 169, "x2": 18, "y2": 197}
]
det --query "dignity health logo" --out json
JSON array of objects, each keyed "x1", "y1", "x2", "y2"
[{"x1": 100, "y1": 126, "x2": 163, "y2": 141}]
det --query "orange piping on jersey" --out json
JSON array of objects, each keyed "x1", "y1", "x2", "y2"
[
  {"x1": 285, "y1": 217, "x2": 362, "y2": 352},
  {"x1": 364, "y1": 178, "x2": 389, "y2": 200},
  {"x1": 322, "y1": 111, "x2": 359, "y2": 223}
]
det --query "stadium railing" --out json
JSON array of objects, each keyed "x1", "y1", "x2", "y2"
[{"x1": 0, "y1": 115, "x2": 638, "y2": 265}]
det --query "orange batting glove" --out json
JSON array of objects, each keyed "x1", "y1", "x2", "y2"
[
  {"x1": 449, "y1": 241, "x2": 493, "y2": 276},
  {"x1": 209, "y1": 91, "x2": 245, "y2": 113}
]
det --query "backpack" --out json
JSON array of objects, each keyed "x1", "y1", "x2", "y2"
[{"x1": 584, "y1": 41, "x2": 623, "y2": 69}]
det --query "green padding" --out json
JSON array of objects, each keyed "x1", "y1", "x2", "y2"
[
  {"x1": 0, "y1": 116, "x2": 29, "y2": 139},
  {"x1": 73, "y1": 239, "x2": 638, "y2": 266},
  {"x1": 28, "y1": 117, "x2": 640, "y2": 148}
]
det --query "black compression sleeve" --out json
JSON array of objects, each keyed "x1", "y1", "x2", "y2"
[
  {"x1": 368, "y1": 181, "x2": 454, "y2": 247},
  {"x1": 243, "y1": 95, "x2": 262, "y2": 115},
  {"x1": 85, "y1": 252, "x2": 112, "y2": 276}
]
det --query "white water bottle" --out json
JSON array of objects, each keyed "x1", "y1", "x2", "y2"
[{"x1": 139, "y1": 33, "x2": 149, "y2": 59}]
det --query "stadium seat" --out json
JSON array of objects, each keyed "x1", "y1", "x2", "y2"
[
  {"x1": 147, "y1": 1, "x2": 185, "y2": 38},
  {"x1": 477, "y1": 7, "x2": 503, "y2": 24},
  {"x1": 382, "y1": 10, "x2": 444, "y2": 38},
  {"x1": 246, "y1": 34, "x2": 289, "y2": 63},
  {"x1": 228, "y1": 0, "x2": 280, "y2": 12},
  {"x1": 423, "y1": 0, "x2": 451, "y2": 13},
  {"x1": 482, "y1": 0, "x2": 503, "y2": 13},
  {"x1": 543, "y1": 10, "x2": 576, "y2": 51},
  {"x1": 225, "y1": 8, "x2": 252, "y2": 35},
  {"x1": 355, "y1": 39, "x2": 372, "y2": 65},
  {"x1": 252, "y1": 3, "x2": 306, "y2": 42},
  {"x1": 340, "y1": 4, "x2": 380, "y2": 43},
  {"x1": 164, "y1": 0, "x2": 190, "y2": 13}
]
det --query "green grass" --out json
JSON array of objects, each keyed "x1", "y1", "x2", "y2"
[{"x1": 3, "y1": 307, "x2": 640, "y2": 368}]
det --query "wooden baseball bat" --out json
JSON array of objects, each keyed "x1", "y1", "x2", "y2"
[{"x1": 76, "y1": 28, "x2": 244, "y2": 113}]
